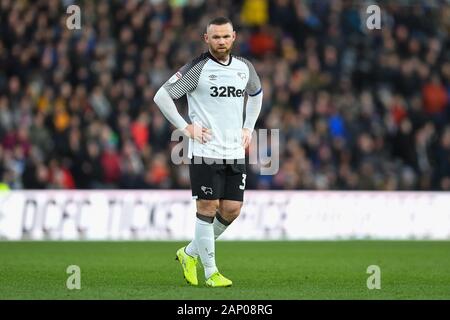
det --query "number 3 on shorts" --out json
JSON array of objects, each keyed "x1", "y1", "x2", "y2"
[{"x1": 239, "y1": 173, "x2": 247, "y2": 190}]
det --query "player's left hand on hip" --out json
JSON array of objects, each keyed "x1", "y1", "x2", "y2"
[{"x1": 241, "y1": 128, "x2": 252, "y2": 149}]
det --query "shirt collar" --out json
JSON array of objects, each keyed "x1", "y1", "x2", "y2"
[{"x1": 207, "y1": 51, "x2": 232, "y2": 66}]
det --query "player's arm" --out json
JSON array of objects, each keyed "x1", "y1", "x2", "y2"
[
  {"x1": 153, "y1": 62, "x2": 211, "y2": 143},
  {"x1": 153, "y1": 86, "x2": 189, "y2": 131},
  {"x1": 243, "y1": 91, "x2": 263, "y2": 131},
  {"x1": 242, "y1": 60, "x2": 263, "y2": 148}
]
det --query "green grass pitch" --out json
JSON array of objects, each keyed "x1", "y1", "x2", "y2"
[{"x1": 0, "y1": 241, "x2": 449, "y2": 299}]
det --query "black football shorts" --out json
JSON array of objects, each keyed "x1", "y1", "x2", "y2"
[{"x1": 189, "y1": 156, "x2": 247, "y2": 201}]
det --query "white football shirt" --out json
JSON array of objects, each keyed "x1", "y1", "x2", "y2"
[{"x1": 163, "y1": 51, "x2": 262, "y2": 159}]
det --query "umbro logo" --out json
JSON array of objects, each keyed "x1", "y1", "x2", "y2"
[
  {"x1": 237, "y1": 72, "x2": 246, "y2": 80},
  {"x1": 201, "y1": 186, "x2": 213, "y2": 195},
  {"x1": 209, "y1": 74, "x2": 217, "y2": 81}
]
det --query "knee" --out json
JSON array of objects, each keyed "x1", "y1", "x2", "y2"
[
  {"x1": 197, "y1": 199, "x2": 219, "y2": 215},
  {"x1": 219, "y1": 202, "x2": 243, "y2": 222}
]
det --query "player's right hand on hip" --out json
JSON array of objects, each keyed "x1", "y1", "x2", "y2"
[{"x1": 183, "y1": 123, "x2": 212, "y2": 144}]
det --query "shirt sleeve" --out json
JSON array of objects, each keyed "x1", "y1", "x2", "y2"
[
  {"x1": 163, "y1": 55, "x2": 207, "y2": 100},
  {"x1": 241, "y1": 58, "x2": 262, "y2": 96}
]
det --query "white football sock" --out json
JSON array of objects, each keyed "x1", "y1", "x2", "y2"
[
  {"x1": 194, "y1": 217, "x2": 218, "y2": 279},
  {"x1": 213, "y1": 213, "x2": 231, "y2": 238},
  {"x1": 185, "y1": 213, "x2": 230, "y2": 258},
  {"x1": 185, "y1": 240, "x2": 198, "y2": 257}
]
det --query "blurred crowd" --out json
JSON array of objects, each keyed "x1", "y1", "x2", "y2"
[{"x1": 0, "y1": 0, "x2": 449, "y2": 191}]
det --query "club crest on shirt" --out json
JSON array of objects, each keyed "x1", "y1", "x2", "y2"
[{"x1": 237, "y1": 72, "x2": 246, "y2": 80}]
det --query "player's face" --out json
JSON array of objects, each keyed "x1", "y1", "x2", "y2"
[{"x1": 204, "y1": 23, "x2": 235, "y2": 59}]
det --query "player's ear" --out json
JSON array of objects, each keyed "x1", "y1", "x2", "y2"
[
  {"x1": 232, "y1": 31, "x2": 236, "y2": 41},
  {"x1": 204, "y1": 33, "x2": 209, "y2": 44}
]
